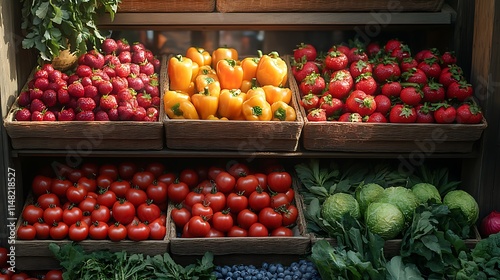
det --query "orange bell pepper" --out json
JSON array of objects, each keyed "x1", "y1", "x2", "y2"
[
  {"x1": 212, "y1": 47, "x2": 238, "y2": 69},
  {"x1": 198, "y1": 65, "x2": 217, "y2": 77},
  {"x1": 218, "y1": 89, "x2": 246, "y2": 120},
  {"x1": 256, "y1": 51, "x2": 288, "y2": 87},
  {"x1": 241, "y1": 77, "x2": 257, "y2": 93},
  {"x1": 168, "y1": 55, "x2": 195, "y2": 92},
  {"x1": 207, "y1": 115, "x2": 229, "y2": 120},
  {"x1": 195, "y1": 73, "x2": 220, "y2": 94},
  {"x1": 192, "y1": 87, "x2": 220, "y2": 120},
  {"x1": 216, "y1": 59, "x2": 243, "y2": 90},
  {"x1": 245, "y1": 86, "x2": 266, "y2": 100},
  {"x1": 271, "y1": 101, "x2": 297, "y2": 121},
  {"x1": 186, "y1": 46, "x2": 212, "y2": 67},
  {"x1": 164, "y1": 90, "x2": 199, "y2": 119},
  {"x1": 262, "y1": 85, "x2": 292, "y2": 105},
  {"x1": 242, "y1": 94, "x2": 272, "y2": 121}
]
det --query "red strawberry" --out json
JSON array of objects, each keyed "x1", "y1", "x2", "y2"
[
  {"x1": 374, "y1": 94, "x2": 391, "y2": 115},
  {"x1": 111, "y1": 77, "x2": 129, "y2": 94},
  {"x1": 389, "y1": 104, "x2": 417, "y2": 123},
  {"x1": 132, "y1": 106, "x2": 147, "y2": 121},
  {"x1": 31, "y1": 111, "x2": 44, "y2": 121},
  {"x1": 151, "y1": 96, "x2": 160, "y2": 108},
  {"x1": 41, "y1": 63, "x2": 55, "y2": 73},
  {"x1": 300, "y1": 73, "x2": 325, "y2": 96},
  {"x1": 108, "y1": 108, "x2": 120, "y2": 121},
  {"x1": 400, "y1": 86, "x2": 423, "y2": 106},
  {"x1": 116, "y1": 38, "x2": 131, "y2": 53},
  {"x1": 132, "y1": 49, "x2": 147, "y2": 64},
  {"x1": 417, "y1": 57, "x2": 442, "y2": 80},
  {"x1": 30, "y1": 99, "x2": 46, "y2": 113},
  {"x1": 137, "y1": 93, "x2": 152, "y2": 108},
  {"x1": 390, "y1": 44, "x2": 411, "y2": 62},
  {"x1": 384, "y1": 39, "x2": 402, "y2": 54},
  {"x1": 440, "y1": 51, "x2": 457, "y2": 67},
  {"x1": 401, "y1": 68, "x2": 427, "y2": 85},
  {"x1": 34, "y1": 77, "x2": 50, "y2": 91},
  {"x1": 95, "y1": 110, "x2": 110, "y2": 121},
  {"x1": 100, "y1": 95, "x2": 118, "y2": 111},
  {"x1": 48, "y1": 69, "x2": 63, "y2": 82},
  {"x1": 103, "y1": 65, "x2": 116, "y2": 78},
  {"x1": 129, "y1": 63, "x2": 140, "y2": 76},
  {"x1": 139, "y1": 62, "x2": 155, "y2": 76},
  {"x1": 307, "y1": 108, "x2": 327, "y2": 122},
  {"x1": 366, "y1": 112, "x2": 387, "y2": 123},
  {"x1": 118, "y1": 104, "x2": 134, "y2": 120},
  {"x1": 338, "y1": 112, "x2": 363, "y2": 122},
  {"x1": 57, "y1": 89, "x2": 70, "y2": 105},
  {"x1": 14, "y1": 108, "x2": 31, "y2": 121},
  {"x1": 433, "y1": 103, "x2": 456, "y2": 124},
  {"x1": 105, "y1": 54, "x2": 121, "y2": 67},
  {"x1": 415, "y1": 103, "x2": 435, "y2": 123},
  {"x1": 43, "y1": 110, "x2": 56, "y2": 121},
  {"x1": 138, "y1": 73, "x2": 150, "y2": 86},
  {"x1": 75, "y1": 110, "x2": 95, "y2": 121},
  {"x1": 115, "y1": 63, "x2": 131, "y2": 78},
  {"x1": 152, "y1": 57, "x2": 161, "y2": 73},
  {"x1": 381, "y1": 81, "x2": 402, "y2": 98},
  {"x1": 349, "y1": 60, "x2": 372, "y2": 79},
  {"x1": 319, "y1": 94, "x2": 343, "y2": 117},
  {"x1": 345, "y1": 90, "x2": 376, "y2": 117},
  {"x1": 118, "y1": 51, "x2": 132, "y2": 64},
  {"x1": 366, "y1": 42, "x2": 381, "y2": 57},
  {"x1": 400, "y1": 57, "x2": 418, "y2": 73},
  {"x1": 98, "y1": 80, "x2": 113, "y2": 96},
  {"x1": 81, "y1": 76, "x2": 93, "y2": 87},
  {"x1": 127, "y1": 75, "x2": 145, "y2": 91},
  {"x1": 300, "y1": 93, "x2": 320, "y2": 111},
  {"x1": 18, "y1": 91, "x2": 31, "y2": 107},
  {"x1": 415, "y1": 48, "x2": 440, "y2": 62},
  {"x1": 439, "y1": 65, "x2": 463, "y2": 88},
  {"x1": 456, "y1": 103, "x2": 483, "y2": 124},
  {"x1": 117, "y1": 88, "x2": 135, "y2": 102},
  {"x1": 29, "y1": 88, "x2": 44, "y2": 100},
  {"x1": 83, "y1": 85, "x2": 99, "y2": 99},
  {"x1": 76, "y1": 65, "x2": 92, "y2": 77},
  {"x1": 144, "y1": 107, "x2": 159, "y2": 122},
  {"x1": 77, "y1": 97, "x2": 96, "y2": 112},
  {"x1": 328, "y1": 69, "x2": 353, "y2": 99},
  {"x1": 347, "y1": 47, "x2": 368, "y2": 63},
  {"x1": 144, "y1": 82, "x2": 159, "y2": 97},
  {"x1": 67, "y1": 74, "x2": 80, "y2": 85},
  {"x1": 294, "y1": 43, "x2": 317, "y2": 61},
  {"x1": 102, "y1": 38, "x2": 118, "y2": 55},
  {"x1": 34, "y1": 68, "x2": 49, "y2": 79},
  {"x1": 145, "y1": 50, "x2": 155, "y2": 63},
  {"x1": 330, "y1": 45, "x2": 350, "y2": 56},
  {"x1": 354, "y1": 73, "x2": 377, "y2": 95},
  {"x1": 83, "y1": 50, "x2": 105, "y2": 69},
  {"x1": 422, "y1": 81, "x2": 445, "y2": 102},
  {"x1": 447, "y1": 80, "x2": 473, "y2": 101},
  {"x1": 324, "y1": 50, "x2": 349, "y2": 71},
  {"x1": 373, "y1": 57, "x2": 401, "y2": 82},
  {"x1": 41, "y1": 89, "x2": 57, "y2": 107},
  {"x1": 59, "y1": 108, "x2": 76, "y2": 121},
  {"x1": 68, "y1": 81, "x2": 85, "y2": 98}
]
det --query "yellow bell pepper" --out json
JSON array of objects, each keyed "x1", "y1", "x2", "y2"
[
  {"x1": 271, "y1": 101, "x2": 297, "y2": 121},
  {"x1": 216, "y1": 59, "x2": 243, "y2": 90},
  {"x1": 198, "y1": 65, "x2": 217, "y2": 77},
  {"x1": 192, "y1": 87, "x2": 220, "y2": 120},
  {"x1": 207, "y1": 115, "x2": 229, "y2": 121},
  {"x1": 164, "y1": 90, "x2": 199, "y2": 119},
  {"x1": 245, "y1": 86, "x2": 266, "y2": 100},
  {"x1": 212, "y1": 47, "x2": 238, "y2": 69},
  {"x1": 186, "y1": 47, "x2": 212, "y2": 67},
  {"x1": 218, "y1": 89, "x2": 246, "y2": 120},
  {"x1": 241, "y1": 77, "x2": 257, "y2": 93},
  {"x1": 262, "y1": 85, "x2": 292, "y2": 105},
  {"x1": 195, "y1": 73, "x2": 220, "y2": 94},
  {"x1": 168, "y1": 55, "x2": 194, "y2": 92},
  {"x1": 242, "y1": 94, "x2": 272, "y2": 121},
  {"x1": 256, "y1": 51, "x2": 288, "y2": 87}
]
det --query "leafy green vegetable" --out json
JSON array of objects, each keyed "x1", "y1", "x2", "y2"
[
  {"x1": 385, "y1": 256, "x2": 424, "y2": 280},
  {"x1": 469, "y1": 232, "x2": 500, "y2": 279}
]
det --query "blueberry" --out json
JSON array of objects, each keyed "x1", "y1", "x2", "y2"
[
  {"x1": 278, "y1": 272, "x2": 285, "y2": 278},
  {"x1": 277, "y1": 266, "x2": 285, "y2": 273},
  {"x1": 268, "y1": 265, "x2": 277, "y2": 274},
  {"x1": 262, "y1": 262, "x2": 269, "y2": 269}
]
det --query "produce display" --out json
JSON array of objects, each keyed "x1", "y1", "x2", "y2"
[
  {"x1": 14, "y1": 38, "x2": 161, "y2": 122},
  {"x1": 1, "y1": 246, "x2": 63, "y2": 280},
  {"x1": 165, "y1": 47, "x2": 297, "y2": 121},
  {"x1": 291, "y1": 40, "x2": 484, "y2": 124}
]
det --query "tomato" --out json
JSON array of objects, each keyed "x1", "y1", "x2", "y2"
[
  {"x1": 11, "y1": 272, "x2": 29, "y2": 280},
  {"x1": 81, "y1": 214, "x2": 92, "y2": 227},
  {"x1": 254, "y1": 173, "x2": 268, "y2": 191},
  {"x1": 171, "y1": 206, "x2": 192, "y2": 228},
  {"x1": 96, "y1": 174, "x2": 114, "y2": 189},
  {"x1": 212, "y1": 211, "x2": 234, "y2": 232},
  {"x1": 226, "y1": 192, "x2": 248, "y2": 214},
  {"x1": 179, "y1": 168, "x2": 199, "y2": 189},
  {"x1": 146, "y1": 181, "x2": 168, "y2": 205},
  {"x1": 132, "y1": 171, "x2": 155, "y2": 190},
  {"x1": 77, "y1": 177, "x2": 97, "y2": 193},
  {"x1": 148, "y1": 220, "x2": 166, "y2": 240},
  {"x1": 285, "y1": 188, "x2": 295, "y2": 203},
  {"x1": 204, "y1": 189, "x2": 226, "y2": 213},
  {"x1": 271, "y1": 226, "x2": 294, "y2": 236},
  {"x1": 110, "y1": 180, "x2": 131, "y2": 198},
  {"x1": 78, "y1": 197, "x2": 97, "y2": 213},
  {"x1": 127, "y1": 222, "x2": 150, "y2": 241},
  {"x1": 17, "y1": 223, "x2": 36, "y2": 240},
  {"x1": 0, "y1": 274, "x2": 10, "y2": 280},
  {"x1": 32, "y1": 175, "x2": 52, "y2": 197},
  {"x1": 97, "y1": 188, "x2": 117, "y2": 208},
  {"x1": 184, "y1": 189, "x2": 205, "y2": 210},
  {"x1": 123, "y1": 187, "x2": 147, "y2": 207},
  {"x1": 206, "y1": 228, "x2": 225, "y2": 237},
  {"x1": 68, "y1": 169, "x2": 84, "y2": 183},
  {"x1": 87, "y1": 221, "x2": 108, "y2": 240},
  {"x1": 214, "y1": 171, "x2": 235, "y2": 194},
  {"x1": 227, "y1": 225, "x2": 248, "y2": 237},
  {"x1": 118, "y1": 162, "x2": 138, "y2": 180},
  {"x1": 194, "y1": 165, "x2": 209, "y2": 181},
  {"x1": 112, "y1": 200, "x2": 136, "y2": 225},
  {"x1": 108, "y1": 223, "x2": 127, "y2": 241},
  {"x1": 167, "y1": 179, "x2": 190, "y2": 204},
  {"x1": 33, "y1": 220, "x2": 51, "y2": 239},
  {"x1": 49, "y1": 222, "x2": 69, "y2": 240},
  {"x1": 99, "y1": 164, "x2": 119, "y2": 181},
  {"x1": 237, "y1": 209, "x2": 258, "y2": 230},
  {"x1": 65, "y1": 184, "x2": 87, "y2": 204},
  {"x1": 0, "y1": 247, "x2": 7, "y2": 267},
  {"x1": 91, "y1": 204, "x2": 111, "y2": 223},
  {"x1": 145, "y1": 162, "x2": 166, "y2": 178},
  {"x1": 227, "y1": 162, "x2": 251, "y2": 178},
  {"x1": 62, "y1": 205, "x2": 83, "y2": 226},
  {"x1": 69, "y1": 221, "x2": 89, "y2": 241},
  {"x1": 191, "y1": 202, "x2": 214, "y2": 219},
  {"x1": 137, "y1": 201, "x2": 161, "y2": 223},
  {"x1": 158, "y1": 172, "x2": 176, "y2": 186},
  {"x1": 270, "y1": 193, "x2": 290, "y2": 209},
  {"x1": 259, "y1": 207, "x2": 283, "y2": 230},
  {"x1": 208, "y1": 165, "x2": 225, "y2": 180},
  {"x1": 249, "y1": 188, "x2": 271, "y2": 211},
  {"x1": 282, "y1": 204, "x2": 299, "y2": 226},
  {"x1": 80, "y1": 162, "x2": 99, "y2": 178},
  {"x1": 45, "y1": 270, "x2": 64, "y2": 280},
  {"x1": 248, "y1": 223, "x2": 269, "y2": 237},
  {"x1": 187, "y1": 216, "x2": 211, "y2": 237},
  {"x1": 43, "y1": 205, "x2": 63, "y2": 224},
  {"x1": 22, "y1": 204, "x2": 44, "y2": 225},
  {"x1": 50, "y1": 178, "x2": 72, "y2": 198},
  {"x1": 37, "y1": 193, "x2": 60, "y2": 209},
  {"x1": 235, "y1": 175, "x2": 259, "y2": 197},
  {"x1": 86, "y1": 191, "x2": 98, "y2": 200},
  {"x1": 267, "y1": 171, "x2": 292, "y2": 193}
]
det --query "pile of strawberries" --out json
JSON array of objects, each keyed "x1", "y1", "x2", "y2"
[
  {"x1": 292, "y1": 40, "x2": 484, "y2": 124},
  {"x1": 14, "y1": 38, "x2": 161, "y2": 122}
]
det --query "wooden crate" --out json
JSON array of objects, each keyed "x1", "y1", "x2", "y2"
[
  {"x1": 3, "y1": 60, "x2": 166, "y2": 151},
  {"x1": 14, "y1": 193, "x2": 170, "y2": 270},
  {"x1": 216, "y1": 0, "x2": 444, "y2": 12},
  {"x1": 163, "y1": 56, "x2": 304, "y2": 152},
  {"x1": 119, "y1": 0, "x2": 215, "y2": 12}
]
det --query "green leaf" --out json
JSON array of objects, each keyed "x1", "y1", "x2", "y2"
[
  {"x1": 386, "y1": 256, "x2": 424, "y2": 280},
  {"x1": 51, "y1": 5, "x2": 64, "y2": 24},
  {"x1": 35, "y1": 2, "x2": 50, "y2": 19}
]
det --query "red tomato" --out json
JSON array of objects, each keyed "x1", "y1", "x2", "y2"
[
  {"x1": 99, "y1": 164, "x2": 119, "y2": 181},
  {"x1": 167, "y1": 180, "x2": 190, "y2": 204},
  {"x1": 191, "y1": 202, "x2": 213, "y2": 219},
  {"x1": 145, "y1": 162, "x2": 166, "y2": 178},
  {"x1": 249, "y1": 189, "x2": 271, "y2": 212},
  {"x1": 0, "y1": 247, "x2": 7, "y2": 267},
  {"x1": 235, "y1": 175, "x2": 259, "y2": 197},
  {"x1": 43, "y1": 205, "x2": 63, "y2": 224},
  {"x1": 194, "y1": 165, "x2": 209, "y2": 181},
  {"x1": 81, "y1": 214, "x2": 92, "y2": 227},
  {"x1": 110, "y1": 180, "x2": 131, "y2": 198},
  {"x1": 227, "y1": 162, "x2": 251, "y2": 178},
  {"x1": 206, "y1": 228, "x2": 225, "y2": 237},
  {"x1": 112, "y1": 200, "x2": 136, "y2": 225},
  {"x1": 11, "y1": 272, "x2": 30, "y2": 280},
  {"x1": 50, "y1": 178, "x2": 72, "y2": 198},
  {"x1": 80, "y1": 162, "x2": 99, "y2": 178},
  {"x1": 267, "y1": 171, "x2": 292, "y2": 193},
  {"x1": 78, "y1": 197, "x2": 97, "y2": 213},
  {"x1": 128, "y1": 222, "x2": 150, "y2": 241},
  {"x1": 65, "y1": 184, "x2": 87, "y2": 204},
  {"x1": 227, "y1": 225, "x2": 248, "y2": 237},
  {"x1": 49, "y1": 222, "x2": 69, "y2": 240},
  {"x1": 125, "y1": 187, "x2": 148, "y2": 207},
  {"x1": 97, "y1": 188, "x2": 117, "y2": 208},
  {"x1": 270, "y1": 193, "x2": 290, "y2": 209},
  {"x1": 91, "y1": 204, "x2": 111, "y2": 223},
  {"x1": 146, "y1": 181, "x2": 168, "y2": 205},
  {"x1": 22, "y1": 204, "x2": 44, "y2": 225},
  {"x1": 212, "y1": 211, "x2": 234, "y2": 232},
  {"x1": 208, "y1": 165, "x2": 225, "y2": 181},
  {"x1": 237, "y1": 209, "x2": 258, "y2": 230},
  {"x1": 69, "y1": 221, "x2": 89, "y2": 241},
  {"x1": 271, "y1": 226, "x2": 294, "y2": 236},
  {"x1": 45, "y1": 270, "x2": 64, "y2": 280},
  {"x1": 285, "y1": 188, "x2": 295, "y2": 203},
  {"x1": 226, "y1": 192, "x2": 249, "y2": 214},
  {"x1": 187, "y1": 216, "x2": 211, "y2": 237},
  {"x1": 254, "y1": 173, "x2": 268, "y2": 191},
  {"x1": 259, "y1": 207, "x2": 283, "y2": 230},
  {"x1": 282, "y1": 205, "x2": 299, "y2": 226},
  {"x1": 204, "y1": 190, "x2": 226, "y2": 213},
  {"x1": 158, "y1": 172, "x2": 176, "y2": 186},
  {"x1": 33, "y1": 220, "x2": 51, "y2": 239},
  {"x1": 96, "y1": 174, "x2": 113, "y2": 189},
  {"x1": 37, "y1": 193, "x2": 60, "y2": 210},
  {"x1": 108, "y1": 223, "x2": 127, "y2": 241},
  {"x1": 171, "y1": 206, "x2": 192, "y2": 228},
  {"x1": 62, "y1": 205, "x2": 83, "y2": 225},
  {"x1": 89, "y1": 221, "x2": 109, "y2": 240},
  {"x1": 148, "y1": 221, "x2": 166, "y2": 240},
  {"x1": 77, "y1": 177, "x2": 97, "y2": 193},
  {"x1": 132, "y1": 171, "x2": 155, "y2": 190},
  {"x1": 86, "y1": 191, "x2": 98, "y2": 200},
  {"x1": 32, "y1": 175, "x2": 52, "y2": 197},
  {"x1": 214, "y1": 172, "x2": 236, "y2": 194},
  {"x1": 118, "y1": 162, "x2": 138, "y2": 180},
  {"x1": 197, "y1": 179, "x2": 215, "y2": 195},
  {"x1": 248, "y1": 223, "x2": 269, "y2": 237},
  {"x1": 17, "y1": 224, "x2": 36, "y2": 240},
  {"x1": 137, "y1": 201, "x2": 161, "y2": 223},
  {"x1": 179, "y1": 168, "x2": 199, "y2": 189},
  {"x1": 68, "y1": 169, "x2": 84, "y2": 183},
  {"x1": 184, "y1": 189, "x2": 205, "y2": 210}
]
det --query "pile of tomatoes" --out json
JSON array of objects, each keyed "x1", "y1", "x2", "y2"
[
  {"x1": 0, "y1": 247, "x2": 62, "y2": 280},
  {"x1": 19, "y1": 161, "x2": 170, "y2": 242},
  {"x1": 169, "y1": 161, "x2": 299, "y2": 238}
]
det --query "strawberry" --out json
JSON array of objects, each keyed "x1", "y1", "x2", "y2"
[
  {"x1": 417, "y1": 57, "x2": 442, "y2": 80},
  {"x1": 111, "y1": 77, "x2": 129, "y2": 94},
  {"x1": 456, "y1": 103, "x2": 483, "y2": 124},
  {"x1": 328, "y1": 69, "x2": 353, "y2": 99},
  {"x1": 132, "y1": 49, "x2": 147, "y2": 64},
  {"x1": 83, "y1": 85, "x2": 98, "y2": 100},
  {"x1": 48, "y1": 69, "x2": 63, "y2": 82},
  {"x1": 138, "y1": 73, "x2": 150, "y2": 86},
  {"x1": 102, "y1": 38, "x2": 118, "y2": 55},
  {"x1": 415, "y1": 48, "x2": 440, "y2": 62},
  {"x1": 324, "y1": 50, "x2": 348, "y2": 71},
  {"x1": 105, "y1": 54, "x2": 121, "y2": 67},
  {"x1": 330, "y1": 45, "x2": 350, "y2": 56},
  {"x1": 75, "y1": 110, "x2": 95, "y2": 121},
  {"x1": 68, "y1": 81, "x2": 85, "y2": 98},
  {"x1": 374, "y1": 94, "x2": 391, "y2": 115},
  {"x1": 447, "y1": 80, "x2": 473, "y2": 101},
  {"x1": 294, "y1": 43, "x2": 317, "y2": 61},
  {"x1": 30, "y1": 99, "x2": 46, "y2": 113},
  {"x1": 300, "y1": 93, "x2": 320, "y2": 111},
  {"x1": 116, "y1": 38, "x2": 131, "y2": 53},
  {"x1": 14, "y1": 108, "x2": 31, "y2": 121},
  {"x1": 115, "y1": 63, "x2": 131, "y2": 78},
  {"x1": 103, "y1": 65, "x2": 116, "y2": 78},
  {"x1": 29, "y1": 88, "x2": 44, "y2": 100},
  {"x1": 440, "y1": 51, "x2": 457, "y2": 67},
  {"x1": 307, "y1": 108, "x2": 327, "y2": 122},
  {"x1": 373, "y1": 57, "x2": 401, "y2": 82},
  {"x1": 390, "y1": 44, "x2": 411, "y2": 62},
  {"x1": 354, "y1": 73, "x2": 377, "y2": 95},
  {"x1": 76, "y1": 65, "x2": 92, "y2": 77},
  {"x1": 422, "y1": 81, "x2": 445, "y2": 102},
  {"x1": 18, "y1": 91, "x2": 31, "y2": 107},
  {"x1": 98, "y1": 80, "x2": 113, "y2": 95},
  {"x1": 319, "y1": 94, "x2": 343, "y2": 117},
  {"x1": 108, "y1": 108, "x2": 120, "y2": 121},
  {"x1": 349, "y1": 60, "x2": 372, "y2": 79},
  {"x1": 34, "y1": 77, "x2": 50, "y2": 91},
  {"x1": 77, "y1": 97, "x2": 97, "y2": 112},
  {"x1": 43, "y1": 110, "x2": 57, "y2": 121},
  {"x1": 41, "y1": 89, "x2": 57, "y2": 107},
  {"x1": 100, "y1": 94, "x2": 118, "y2": 111},
  {"x1": 139, "y1": 62, "x2": 155, "y2": 76},
  {"x1": 151, "y1": 96, "x2": 160, "y2": 108},
  {"x1": 400, "y1": 57, "x2": 418, "y2": 73},
  {"x1": 401, "y1": 68, "x2": 427, "y2": 85},
  {"x1": 127, "y1": 75, "x2": 145, "y2": 91},
  {"x1": 338, "y1": 112, "x2": 363, "y2": 122},
  {"x1": 118, "y1": 51, "x2": 132, "y2": 64},
  {"x1": 144, "y1": 107, "x2": 159, "y2": 122},
  {"x1": 389, "y1": 104, "x2": 417, "y2": 123},
  {"x1": 59, "y1": 108, "x2": 76, "y2": 121},
  {"x1": 117, "y1": 88, "x2": 135, "y2": 102},
  {"x1": 137, "y1": 93, "x2": 152, "y2": 108},
  {"x1": 433, "y1": 103, "x2": 456, "y2": 124},
  {"x1": 132, "y1": 106, "x2": 147, "y2": 121},
  {"x1": 384, "y1": 39, "x2": 402, "y2": 54},
  {"x1": 129, "y1": 63, "x2": 141, "y2": 76},
  {"x1": 366, "y1": 112, "x2": 387, "y2": 123},
  {"x1": 41, "y1": 63, "x2": 55, "y2": 73},
  {"x1": 67, "y1": 74, "x2": 80, "y2": 85},
  {"x1": 366, "y1": 42, "x2": 381, "y2": 58},
  {"x1": 347, "y1": 47, "x2": 368, "y2": 64},
  {"x1": 83, "y1": 50, "x2": 105, "y2": 69},
  {"x1": 145, "y1": 81, "x2": 160, "y2": 97},
  {"x1": 57, "y1": 89, "x2": 70, "y2": 105},
  {"x1": 31, "y1": 111, "x2": 44, "y2": 121},
  {"x1": 300, "y1": 73, "x2": 325, "y2": 96},
  {"x1": 145, "y1": 50, "x2": 155, "y2": 63},
  {"x1": 439, "y1": 65, "x2": 463, "y2": 88},
  {"x1": 95, "y1": 110, "x2": 110, "y2": 121},
  {"x1": 118, "y1": 104, "x2": 135, "y2": 120},
  {"x1": 345, "y1": 90, "x2": 376, "y2": 117},
  {"x1": 81, "y1": 76, "x2": 93, "y2": 87},
  {"x1": 415, "y1": 103, "x2": 435, "y2": 123},
  {"x1": 152, "y1": 57, "x2": 161, "y2": 73},
  {"x1": 34, "y1": 68, "x2": 49, "y2": 79},
  {"x1": 400, "y1": 86, "x2": 423, "y2": 106},
  {"x1": 381, "y1": 81, "x2": 402, "y2": 98}
]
